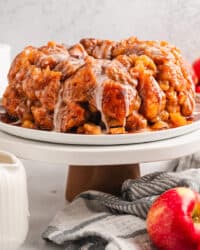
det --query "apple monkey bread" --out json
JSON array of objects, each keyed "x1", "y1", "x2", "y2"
[{"x1": 2, "y1": 37, "x2": 195, "y2": 134}]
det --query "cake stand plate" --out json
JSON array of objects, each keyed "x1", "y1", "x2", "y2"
[
  {"x1": 0, "y1": 129, "x2": 200, "y2": 200},
  {"x1": 0, "y1": 120, "x2": 200, "y2": 145}
]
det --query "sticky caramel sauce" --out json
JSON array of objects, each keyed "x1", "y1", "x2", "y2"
[
  {"x1": 1, "y1": 101, "x2": 200, "y2": 133},
  {"x1": 0, "y1": 104, "x2": 21, "y2": 126}
]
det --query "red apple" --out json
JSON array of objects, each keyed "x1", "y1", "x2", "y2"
[
  {"x1": 191, "y1": 67, "x2": 199, "y2": 85},
  {"x1": 196, "y1": 85, "x2": 200, "y2": 93},
  {"x1": 147, "y1": 187, "x2": 200, "y2": 250},
  {"x1": 193, "y1": 58, "x2": 200, "y2": 82}
]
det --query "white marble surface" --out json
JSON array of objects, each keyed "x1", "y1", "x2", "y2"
[
  {"x1": 20, "y1": 159, "x2": 66, "y2": 250},
  {"x1": 19, "y1": 160, "x2": 174, "y2": 250},
  {"x1": 0, "y1": 0, "x2": 200, "y2": 62}
]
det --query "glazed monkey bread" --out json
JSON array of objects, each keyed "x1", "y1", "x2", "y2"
[{"x1": 2, "y1": 37, "x2": 195, "y2": 134}]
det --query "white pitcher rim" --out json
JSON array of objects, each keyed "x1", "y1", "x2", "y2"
[{"x1": 0, "y1": 150, "x2": 20, "y2": 166}]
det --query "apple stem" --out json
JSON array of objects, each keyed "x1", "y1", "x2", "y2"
[{"x1": 192, "y1": 204, "x2": 200, "y2": 223}]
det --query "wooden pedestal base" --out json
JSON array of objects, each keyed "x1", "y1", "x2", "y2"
[{"x1": 66, "y1": 164, "x2": 140, "y2": 201}]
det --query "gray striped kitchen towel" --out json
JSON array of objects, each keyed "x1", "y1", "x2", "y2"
[{"x1": 43, "y1": 158, "x2": 200, "y2": 250}]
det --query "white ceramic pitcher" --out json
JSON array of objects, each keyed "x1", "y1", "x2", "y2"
[{"x1": 0, "y1": 151, "x2": 29, "y2": 250}]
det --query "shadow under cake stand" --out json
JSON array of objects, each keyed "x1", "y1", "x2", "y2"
[{"x1": 0, "y1": 130, "x2": 200, "y2": 201}]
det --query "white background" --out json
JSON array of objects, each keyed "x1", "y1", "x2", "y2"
[
  {"x1": 1, "y1": 0, "x2": 200, "y2": 62},
  {"x1": 0, "y1": 0, "x2": 199, "y2": 249}
]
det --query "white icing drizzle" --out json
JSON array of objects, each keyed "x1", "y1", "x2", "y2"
[
  {"x1": 69, "y1": 43, "x2": 88, "y2": 58},
  {"x1": 93, "y1": 59, "x2": 138, "y2": 131},
  {"x1": 52, "y1": 55, "x2": 138, "y2": 133},
  {"x1": 53, "y1": 87, "x2": 63, "y2": 132},
  {"x1": 50, "y1": 53, "x2": 69, "y2": 61},
  {"x1": 151, "y1": 77, "x2": 165, "y2": 113},
  {"x1": 50, "y1": 55, "x2": 86, "y2": 132},
  {"x1": 183, "y1": 91, "x2": 194, "y2": 115},
  {"x1": 38, "y1": 52, "x2": 69, "y2": 66},
  {"x1": 11, "y1": 120, "x2": 21, "y2": 125},
  {"x1": 92, "y1": 61, "x2": 110, "y2": 131},
  {"x1": 123, "y1": 84, "x2": 133, "y2": 117},
  {"x1": 93, "y1": 46, "x2": 103, "y2": 59},
  {"x1": 96, "y1": 83, "x2": 108, "y2": 131},
  {"x1": 68, "y1": 57, "x2": 85, "y2": 66},
  {"x1": 101, "y1": 43, "x2": 113, "y2": 59},
  {"x1": 93, "y1": 43, "x2": 113, "y2": 59},
  {"x1": 122, "y1": 84, "x2": 137, "y2": 127},
  {"x1": 35, "y1": 89, "x2": 41, "y2": 98}
]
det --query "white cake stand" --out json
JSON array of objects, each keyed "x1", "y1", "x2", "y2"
[{"x1": 0, "y1": 129, "x2": 200, "y2": 200}]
